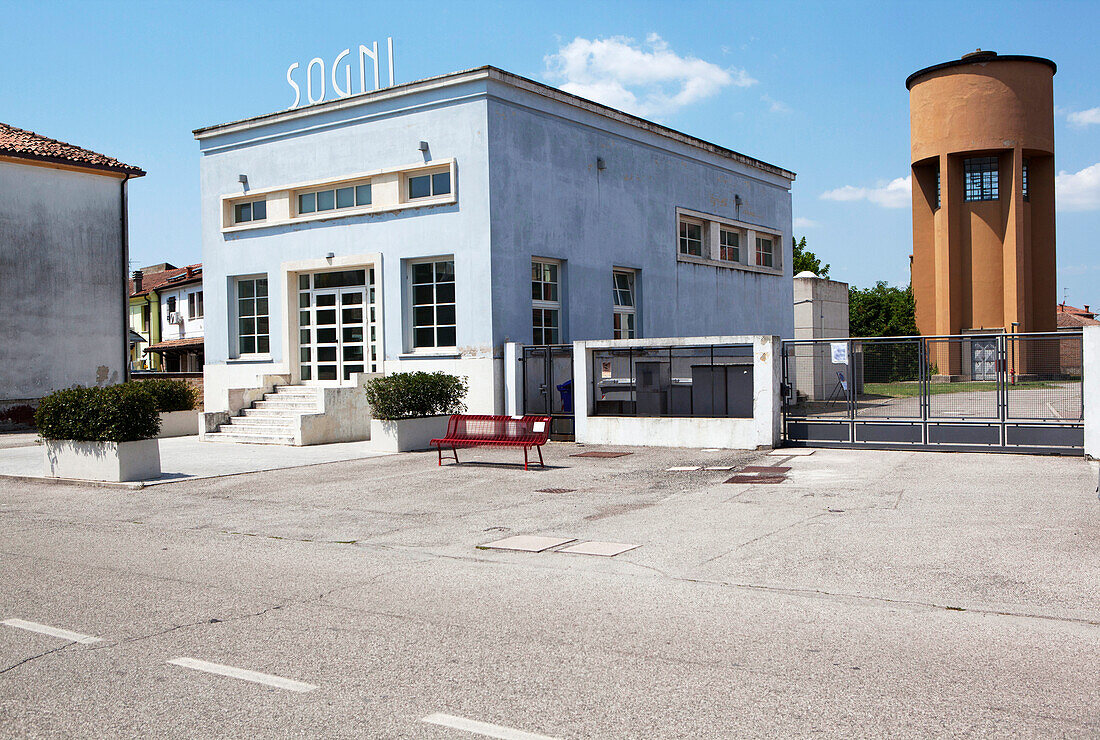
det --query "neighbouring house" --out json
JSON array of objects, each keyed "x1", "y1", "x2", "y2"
[
  {"x1": 0, "y1": 121, "x2": 144, "y2": 425},
  {"x1": 1057, "y1": 302, "x2": 1098, "y2": 375},
  {"x1": 129, "y1": 263, "x2": 204, "y2": 372},
  {"x1": 192, "y1": 65, "x2": 795, "y2": 440}
]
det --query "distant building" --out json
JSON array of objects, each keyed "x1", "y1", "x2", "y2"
[
  {"x1": 791, "y1": 271, "x2": 850, "y2": 401},
  {"x1": 128, "y1": 263, "x2": 204, "y2": 372},
  {"x1": 193, "y1": 65, "x2": 796, "y2": 416},
  {"x1": 908, "y1": 51, "x2": 1057, "y2": 377},
  {"x1": 0, "y1": 122, "x2": 143, "y2": 420}
]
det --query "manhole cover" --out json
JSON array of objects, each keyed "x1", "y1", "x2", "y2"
[
  {"x1": 536, "y1": 488, "x2": 576, "y2": 494},
  {"x1": 570, "y1": 451, "x2": 632, "y2": 458}
]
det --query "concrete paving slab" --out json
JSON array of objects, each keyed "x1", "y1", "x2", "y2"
[
  {"x1": 0, "y1": 436, "x2": 392, "y2": 485},
  {"x1": 478, "y1": 535, "x2": 576, "y2": 552},
  {"x1": 557, "y1": 541, "x2": 640, "y2": 557}
]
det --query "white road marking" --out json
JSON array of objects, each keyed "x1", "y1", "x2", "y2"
[
  {"x1": 2, "y1": 618, "x2": 102, "y2": 644},
  {"x1": 422, "y1": 713, "x2": 561, "y2": 740},
  {"x1": 666, "y1": 466, "x2": 701, "y2": 471},
  {"x1": 167, "y1": 657, "x2": 317, "y2": 693}
]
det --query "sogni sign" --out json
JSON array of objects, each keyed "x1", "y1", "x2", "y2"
[{"x1": 286, "y1": 39, "x2": 395, "y2": 109}]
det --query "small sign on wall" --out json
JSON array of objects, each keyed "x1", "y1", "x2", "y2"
[
  {"x1": 831, "y1": 342, "x2": 848, "y2": 365},
  {"x1": 601, "y1": 361, "x2": 612, "y2": 379}
]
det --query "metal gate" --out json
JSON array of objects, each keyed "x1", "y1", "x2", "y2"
[
  {"x1": 781, "y1": 332, "x2": 1084, "y2": 455},
  {"x1": 521, "y1": 344, "x2": 575, "y2": 440}
]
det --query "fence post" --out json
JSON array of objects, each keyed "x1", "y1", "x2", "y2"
[
  {"x1": 503, "y1": 342, "x2": 522, "y2": 416},
  {"x1": 1083, "y1": 327, "x2": 1100, "y2": 459}
]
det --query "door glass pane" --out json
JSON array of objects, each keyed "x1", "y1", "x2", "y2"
[
  {"x1": 318, "y1": 365, "x2": 337, "y2": 380},
  {"x1": 316, "y1": 293, "x2": 337, "y2": 307},
  {"x1": 317, "y1": 309, "x2": 336, "y2": 325},
  {"x1": 299, "y1": 310, "x2": 310, "y2": 326},
  {"x1": 300, "y1": 347, "x2": 311, "y2": 362},
  {"x1": 318, "y1": 347, "x2": 337, "y2": 362},
  {"x1": 343, "y1": 365, "x2": 364, "y2": 379},
  {"x1": 341, "y1": 292, "x2": 362, "y2": 305},
  {"x1": 300, "y1": 329, "x2": 310, "y2": 345},
  {"x1": 344, "y1": 327, "x2": 364, "y2": 343},
  {"x1": 342, "y1": 307, "x2": 363, "y2": 324},
  {"x1": 343, "y1": 346, "x2": 364, "y2": 362},
  {"x1": 317, "y1": 328, "x2": 337, "y2": 343}
]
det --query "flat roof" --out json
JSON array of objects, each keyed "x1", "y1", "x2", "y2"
[
  {"x1": 194, "y1": 65, "x2": 795, "y2": 181},
  {"x1": 906, "y1": 51, "x2": 1056, "y2": 90}
]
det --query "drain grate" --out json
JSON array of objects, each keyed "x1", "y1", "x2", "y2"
[
  {"x1": 725, "y1": 474, "x2": 786, "y2": 484},
  {"x1": 536, "y1": 488, "x2": 576, "y2": 494},
  {"x1": 570, "y1": 451, "x2": 632, "y2": 458}
]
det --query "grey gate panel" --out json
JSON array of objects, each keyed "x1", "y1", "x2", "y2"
[{"x1": 522, "y1": 344, "x2": 574, "y2": 440}]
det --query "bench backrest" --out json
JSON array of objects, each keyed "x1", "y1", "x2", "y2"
[{"x1": 445, "y1": 414, "x2": 552, "y2": 444}]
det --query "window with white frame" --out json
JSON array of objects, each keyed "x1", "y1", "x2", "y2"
[
  {"x1": 719, "y1": 228, "x2": 741, "y2": 262},
  {"x1": 233, "y1": 199, "x2": 267, "y2": 224},
  {"x1": 612, "y1": 270, "x2": 636, "y2": 340},
  {"x1": 531, "y1": 259, "x2": 561, "y2": 345},
  {"x1": 679, "y1": 218, "x2": 703, "y2": 257},
  {"x1": 236, "y1": 277, "x2": 269, "y2": 355},
  {"x1": 408, "y1": 170, "x2": 451, "y2": 200},
  {"x1": 188, "y1": 291, "x2": 204, "y2": 319},
  {"x1": 298, "y1": 182, "x2": 372, "y2": 215},
  {"x1": 755, "y1": 236, "x2": 774, "y2": 268},
  {"x1": 410, "y1": 259, "x2": 456, "y2": 349}
]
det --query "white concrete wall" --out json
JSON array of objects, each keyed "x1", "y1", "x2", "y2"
[
  {"x1": 159, "y1": 283, "x2": 204, "y2": 342},
  {"x1": 1084, "y1": 326, "x2": 1100, "y2": 459},
  {"x1": 574, "y1": 335, "x2": 781, "y2": 449},
  {"x1": 0, "y1": 161, "x2": 128, "y2": 402}
]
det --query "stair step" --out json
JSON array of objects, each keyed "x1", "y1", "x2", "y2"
[
  {"x1": 205, "y1": 432, "x2": 296, "y2": 445},
  {"x1": 253, "y1": 400, "x2": 320, "y2": 410},
  {"x1": 225, "y1": 415, "x2": 295, "y2": 426},
  {"x1": 223, "y1": 422, "x2": 295, "y2": 434},
  {"x1": 240, "y1": 408, "x2": 311, "y2": 418},
  {"x1": 272, "y1": 385, "x2": 320, "y2": 395}
]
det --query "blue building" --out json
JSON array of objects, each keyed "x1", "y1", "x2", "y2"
[{"x1": 194, "y1": 66, "x2": 795, "y2": 416}]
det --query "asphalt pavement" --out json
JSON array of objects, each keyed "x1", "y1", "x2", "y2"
[{"x1": 1, "y1": 443, "x2": 1097, "y2": 738}]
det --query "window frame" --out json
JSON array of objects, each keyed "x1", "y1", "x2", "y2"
[
  {"x1": 188, "y1": 290, "x2": 204, "y2": 320},
  {"x1": 296, "y1": 181, "x2": 372, "y2": 216},
  {"x1": 234, "y1": 276, "x2": 271, "y2": 358},
  {"x1": 963, "y1": 156, "x2": 1000, "y2": 202},
  {"x1": 755, "y1": 236, "x2": 775, "y2": 268},
  {"x1": 612, "y1": 269, "x2": 637, "y2": 340},
  {"x1": 406, "y1": 169, "x2": 452, "y2": 201},
  {"x1": 407, "y1": 257, "x2": 457, "y2": 352},
  {"x1": 718, "y1": 228, "x2": 742, "y2": 263},
  {"x1": 531, "y1": 258, "x2": 562, "y2": 345},
  {"x1": 233, "y1": 198, "x2": 267, "y2": 224},
  {"x1": 1022, "y1": 159, "x2": 1030, "y2": 202},
  {"x1": 678, "y1": 217, "x2": 704, "y2": 257}
]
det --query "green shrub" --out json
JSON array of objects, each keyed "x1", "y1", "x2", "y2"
[
  {"x1": 133, "y1": 377, "x2": 198, "y2": 412},
  {"x1": 364, "y1": 372, "x2": 468, "y2": 420},
  {"x1": 34, "y1": 384, "x2": 161, "y2": 442}
]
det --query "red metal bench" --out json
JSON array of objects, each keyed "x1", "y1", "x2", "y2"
[{"x1": 431, "y1": 414, "x2": 552, "y2": 470}]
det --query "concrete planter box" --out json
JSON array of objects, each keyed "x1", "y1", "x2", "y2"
[
  {"x1": 369, "y1": 415, "x2": 450, "y2": 452},
  {"x1": 43, "y1": 438, "x2": 161, "y2": 482},
  {"x1": 158, "y1": 410, "x2": 199, "y2": 438}
]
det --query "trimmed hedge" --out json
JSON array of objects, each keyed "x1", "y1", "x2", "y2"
[
  {"x1": 34, "y1": 385, "x2": 161, "y2": 442},
  {"x1": 364, "y1": 372, "x2": 468, "y2": 420},
  {"x1": 135, "y1": 377, "x2": 198, "y2": 412}
]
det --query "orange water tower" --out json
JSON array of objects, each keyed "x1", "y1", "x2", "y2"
[{"x1": 908, "y1": 50, "x2": 1057, "y2": 358}]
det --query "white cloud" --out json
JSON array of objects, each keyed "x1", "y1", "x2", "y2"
[
  {"x1": 820, "y1": 176, "x2": 911, "y2": 209},
  {"x1": 1067, "y1": 107, "x2": 1100, "y2": 127},
  {"x1": 1056, "y1": 162, "x2": 1100, "y2": 211},
  {"x1": 761, "y1": 94, "x2": 791, "y2": 114},
  {"x1": 544, "y1": 33, "x2": 754, "y2": 118},
  {"x1": 793, "y1": 217, "x2": 819, "y2": 229}
]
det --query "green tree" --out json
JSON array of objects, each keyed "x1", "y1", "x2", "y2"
[
  {"x1": 792, "y1": 236, "x2": 829, "y2": 278},
  {"x1": 848, "y1": 281, "x2": 918, "y2": 338}
]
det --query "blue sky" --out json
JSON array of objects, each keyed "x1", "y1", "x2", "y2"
[{"x1": 3, "y1": 0, "x2": 1098, "y2": 304}]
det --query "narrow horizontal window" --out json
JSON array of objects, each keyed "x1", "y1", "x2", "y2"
[
  {"x1": 409, "y1": 170, "x2": 451, "y2": 200},
  {"x1": 233, "y1": 199, "x2": 267, "y2": 224}
]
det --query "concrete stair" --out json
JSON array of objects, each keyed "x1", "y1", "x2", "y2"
[{"x1": 204, "y1": 385, "x2": 321, "y2": 445}]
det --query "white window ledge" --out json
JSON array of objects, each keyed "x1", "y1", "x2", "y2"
[
  {"x1": 676, "y1": 253, "x2": 783, "y2": 275},
  {"x1": 398, "y1": 350, "x2": 462, "y2": 359},
  {"x1": 222, "y1": 193, "x2": 456, "y2": 234}
]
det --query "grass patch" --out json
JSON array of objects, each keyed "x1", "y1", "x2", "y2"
[{"x1": 862, "y1": 380, "x2": 1059, "y2": 398}]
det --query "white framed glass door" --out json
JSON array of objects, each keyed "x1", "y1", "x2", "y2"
[{"x1": 297, "y1": 268, "x2": 379, "y2": 383}]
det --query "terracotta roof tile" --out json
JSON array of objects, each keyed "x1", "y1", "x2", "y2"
[
  {"x1": 0, "y1": 121, "x2": 144, "y2": 176},
  {"x1": 130, "y1": 264, "x2": 202, "y2": 297},
  {"x1": 1057, "y1": 311, "x2": 1100, "y2": 328},
  {"x1": 145, "y1": 337, "x2": 205, "y2": 352}
]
